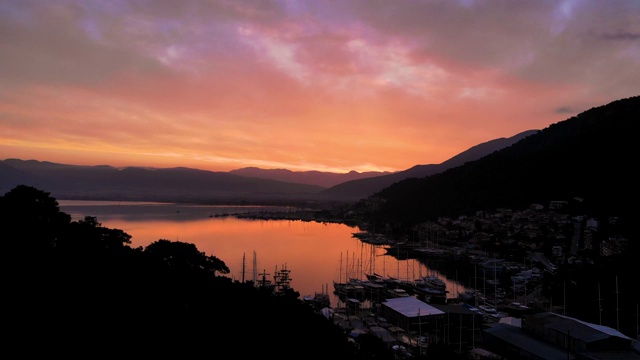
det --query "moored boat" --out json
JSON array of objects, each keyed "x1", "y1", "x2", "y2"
[
  {"x1": 385, "y1": 287, "x2": 412, "y2": 299},
  {"x1": 333, "y1": 279, "x2": 366, "y2": 299},
  {"x1": 412, "y1": 275, "x2": 448, "y2": 303}
]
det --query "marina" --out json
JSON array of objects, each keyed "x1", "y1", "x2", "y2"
[
  {"x1": 58, "y1": 200, "x2": 639, "y2": 358},
  {"x1": 58, "y1": 200, "x2": 468, "y2": 310}
]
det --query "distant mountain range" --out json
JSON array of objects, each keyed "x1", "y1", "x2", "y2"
[
  {"x1": 0, "y1": 128, "x2": 536, "y2": 204},
  {"x1": 0, "y1": 161, "x2": 326, "y2": 203},
  {"x1": 228, "y1": 167, "x2": 396, "y2": 188},
  {"x1": 2, "y1": 95, "x2": 636, "y2": 208},
  {"x1": 228, "y1": 129, "x2": 537, "y2": 199}
]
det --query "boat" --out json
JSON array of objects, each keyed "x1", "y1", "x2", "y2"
[
  {"x1": 478, "y1": 304, "x2": 497, "y2": 314},
  {"x1": 333, "y1": 251, "x2": 365, "y2": 299},
  {"x1": 385, "y1": 287, "x2": 412, "y2": 298},
  {"x1": 504, "y1": 301, "x2": 535, "y2": 316},
  {"x1": 333, "y1": 279, "x2": 366, "y2": 299},
  {"x1": 412, "y1": 275, "x2": 448, "y2": 303},
  {"x1": 457, "y1": 288, "x2": 479, "y2": 305},
  {"x1": 364, "y1": 272, "x2": 386, "y2": 283},
  {"x1": 345, "y1": 298, "x2": 361, "y2": 312},
  {"x1": 422, "y1": 275, "x2": 446, "y2": 290},
  {"x1": 303, "y1": 291, "x2": 331, "y2": 310},
  {"x1": 365, "y1": 273, "x2": 410, "y2": 290},
  {"x1": 360, "y1": 280, "x2": 387, "y2": 300}
]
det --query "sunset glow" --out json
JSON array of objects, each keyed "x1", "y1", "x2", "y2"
[{"x1": 1, "y1": 1, "x2": 639, "y2": 173}]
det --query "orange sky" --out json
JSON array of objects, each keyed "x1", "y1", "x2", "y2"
[{"x1": 1, "y1": 1, "x2": 639, "y2": 173}]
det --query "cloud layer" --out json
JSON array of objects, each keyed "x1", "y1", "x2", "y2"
[{"x1": 1, "y1": 0, "x2": 638, "y2": 173}]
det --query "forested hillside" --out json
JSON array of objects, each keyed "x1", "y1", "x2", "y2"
[{"x1": 364, "y1": 96, "x2": 638, "y2": 232}]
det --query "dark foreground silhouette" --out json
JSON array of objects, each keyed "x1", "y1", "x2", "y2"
[{"x1": 3, "y1": 185, "x2": 399, "y2": 358}]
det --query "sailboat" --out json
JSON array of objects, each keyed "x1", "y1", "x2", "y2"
[{"x1": 332, "y1": 251, "x2": 365, "y2": 300}]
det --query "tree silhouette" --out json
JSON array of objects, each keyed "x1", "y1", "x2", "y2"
[
  {"x1": 144, "y1": 239, "x2": 230, "y2": 275},
  {"x1": 0, "y1": 184, "x2": 71, "y2": 253},
  {"x1": 1, "y1": 185, "x2": 366, "y2": 359}
]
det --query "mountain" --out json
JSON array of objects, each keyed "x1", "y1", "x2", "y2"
[
  {"x1": 0, "y1": 160, "x2": 325, "y2": 204},
  {"x1": 318, "y1": 129, "x2": 539, "y2": 201},
  {"x1": 0, "y1": 130, "x2": 535, "y2": 203},
  {"x1": 367, "y1": 95, "x2": 638, "y2": 230},
  {"x1": 229, "y1": 167, "x2": 395, "y2": 188},
  {"x1": 5, "y1": 94, "x2": 633, "y2": 207}
]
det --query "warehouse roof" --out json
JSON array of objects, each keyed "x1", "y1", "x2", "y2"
[{"x1": 382, "y1": 297, "x2": 445, "y2": 317}]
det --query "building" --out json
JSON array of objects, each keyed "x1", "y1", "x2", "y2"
[
  {"x1": 482, "y1": 312, "x2": 640, "y2": 359},
  {"x1": 380, "y1": 297, "x2": 445, "y2": 333},
  {"x1": 380, "y1": 297, "x2": 483, "y2": 353}
]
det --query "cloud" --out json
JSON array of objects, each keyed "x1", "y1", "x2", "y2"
[
  {"x1": 554, "y1": 106, "x2": 575, "y2": 114},
  {"x1": 0, "y1": 0, "x2": 639, "y2": 172}
]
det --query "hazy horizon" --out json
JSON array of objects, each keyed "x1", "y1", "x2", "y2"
[{"x1": 2, "y1": 156, "x2": 397, "y2": 174}]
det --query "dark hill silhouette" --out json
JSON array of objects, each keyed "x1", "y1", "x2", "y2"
[
  {"x1": 1, "y1": 185, "x2": 366, "y2": 358},
  {"x1": 367, "y1": 95, "x2": 639, "y2": 229},
  {"x1": 319, "y1": 129, "x2": 538, "y2": 201},
  {"x1": 1, "y1": 129, "x2": 537, "y2": 204},
  {"x1": 357, "y1": 96, "x2": 640, "y2": 341},
  {"x1": 0, "y1": 160, "x2": 325, "y2": 203},
  {"x1": 229, "y1": 167, "x2": 395, "y2": 188},
  {"x1": 5, "y1": 93, "x2": 634, "y2": 207}
]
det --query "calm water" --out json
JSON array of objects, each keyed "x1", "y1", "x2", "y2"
[{"x1": 59, "y1": 200, "x2": 466, "y2": 308}]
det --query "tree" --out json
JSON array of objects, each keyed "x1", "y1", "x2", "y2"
[
  {"x1": 144, "y1": 239, "x2": 230, "y2": 275},
  {"x1": 0, "y1": 186, "x2": 377, "y2": 358},
  {"x1": 0, "y1": 185, "x2": 71, "y2": 253},
  {"x1": 64, "y1": 215, "x2": 132, "y2": 251}
]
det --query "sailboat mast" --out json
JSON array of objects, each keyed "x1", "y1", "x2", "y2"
[
  {"x1": 252, "y1": 251, "x2": 257, "y2": 284},
  {"x1": 346, "y1": 251, "x2": 349, "y2": 281},
  {"x1": 616, "y1": 275, "x2": 620, "y2": 330},
  {"x1": 339, "y1": 251, "x2": 343, "y2": 283},
  {"x1": 241, "y1": 252, "x2": 245, "y2": 283},
  {"x1": 360, "y1": 244, "x2": 364, "y2": 280},
  {"x1": 598, "y1": 282, "x2": 602, "y2": 325},
  {"x1": 370, "y1": 243, "x2": 375, "y2": 276},
  {"x1": 564, "y1": 282, "x2": 566, "y2": 316},
  {"x1": 396, "y1": 246, "x2": 400, "y2": 278},
  {"x1": 494, "y1": 257, "x2": 497, "y2": 309},
  {"x1": 474, "y1": 265, "x2": 478, "y2": 308}
]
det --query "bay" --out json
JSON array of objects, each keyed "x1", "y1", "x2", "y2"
[{"x1": 59, "y1": 200, "x2": 466, "y2": 308}]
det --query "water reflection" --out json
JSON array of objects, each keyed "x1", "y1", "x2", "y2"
[{"x1": 59, "y1": 201, "x2": 465, "y2": 308}]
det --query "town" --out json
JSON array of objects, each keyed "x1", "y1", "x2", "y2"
[{"x1": 248, "y1": 197, "x2": 639, "y2": 359}]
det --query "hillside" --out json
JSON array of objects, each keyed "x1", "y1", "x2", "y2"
[
  {"x1": 365, "y1": 95, "x2": 639, "y2": 231},
  {"x1": 319, "y1": 129, "x2": 538, "y2": 201}
]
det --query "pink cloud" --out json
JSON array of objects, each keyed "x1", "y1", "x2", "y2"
[{"x1": 1, "y1": 1, "x2": 638, "y2": 173}]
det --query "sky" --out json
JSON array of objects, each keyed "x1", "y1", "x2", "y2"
[{"x1": 1, "y1": 1, "x2": 639, "y2": 174}]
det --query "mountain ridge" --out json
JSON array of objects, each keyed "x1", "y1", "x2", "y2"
[
  {"x1": 1, "y1": 130, "x2": 536, "y2": 203},
  {"x1": 319, "y1": 129, "x2": 538, "y2": 201},
  {"x1": 6, "y1": 93, "x2": 634, "y2": 207},
  {"x1": 0, "y1": 130, "x2": 536, "y2": 203},
  {"x1": 229, "y1": 167, "x2": 395, "y2": 188},
  {"x1": 0, "y1": 159, "x2": 325, "y2": 204},
  {"x1": 366, "y1": 95, "x2": 639, "y2": 230}
]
